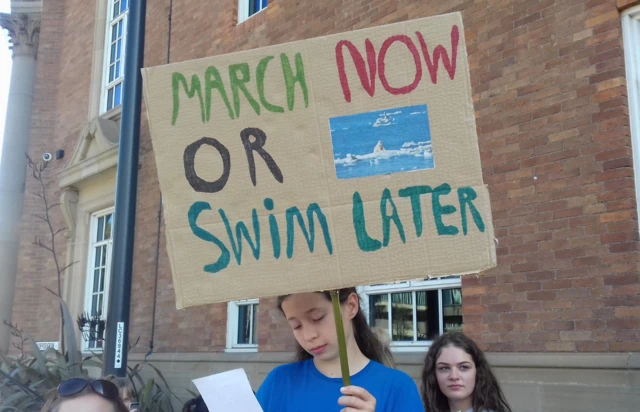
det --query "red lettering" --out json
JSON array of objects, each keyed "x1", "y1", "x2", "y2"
[
  {"x1": 416, "y1": 25, "x2": 459, "y2": 84},
  {"x1": 378, "y1": 35, "x2": 422, "y2": 95},
  {"x1": 335, "y1": 39, "x2": 377, "y2": 103}
]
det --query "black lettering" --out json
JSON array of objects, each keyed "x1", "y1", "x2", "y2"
[
  {"x1": 240, "y1": 127, "x2": 284, "y2": 186},
  {"x1": 183, "y1": 137, "x2": 231, "y2": 193}
]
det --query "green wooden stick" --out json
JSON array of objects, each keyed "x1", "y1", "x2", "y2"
[{"x1": 331, "y1": 290, "x2": 351, "y2": 387}]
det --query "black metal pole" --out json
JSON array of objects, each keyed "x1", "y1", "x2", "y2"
[{"x1": 104, "y1": 0, "x2": 147, "y2": 377}]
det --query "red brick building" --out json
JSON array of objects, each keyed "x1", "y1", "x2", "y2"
[{"x1": 1, "y1": 0, "x2": 639, "y2": 410}]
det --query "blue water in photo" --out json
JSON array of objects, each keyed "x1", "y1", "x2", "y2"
[{"x1": 329, "y1": 104, "x2": 434, "y2": 180}]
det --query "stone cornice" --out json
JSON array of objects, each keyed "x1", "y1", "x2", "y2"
[{"x1": 0, "y1": 12, "x2": 40, "y2": 58}]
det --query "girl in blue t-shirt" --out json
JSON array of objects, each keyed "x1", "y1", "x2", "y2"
[
  {"x1": 256, "y1": 288, "x2": 424, "y2": 412},
  {"x1": 420, "y1": 332, "x2": 512, "y2": 412}
]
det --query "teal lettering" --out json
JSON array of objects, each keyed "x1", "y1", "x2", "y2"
[
  {"x1": 399, "y1": 185, "x2": 432, "y2": 238},
  {"x1": 286, "y1": 203, "x2": 333, "y2": 259},
  {"x1": 256, "y1": 56, "x2": 285, "y2": 113},
  {"x1": 457, "y1": 187, "x2": 485, "y2": 235},
  {"x1": 432, "y1": 183, "x2": 459, "y2": 236},
  {"x1": 172, "y1": 72, "x2": 205, "y2": 125},
  {"x1": 205, "y1": 66, "x2": 235, "y2": 120},
  {"x1": 219, "y1": 208, "x2": 261, "y2": 265},
  {"x1": 352, "y1": 191, "x2": 382, "y2": 252},
  {"x1": 229, "y1": 63, "x2": 261, "y2": 117},
  {"x1": 188, "y1": 201, "x2": 230, "y2": 273},
  {"x1": 281, "y1": 53, "x2": 309, "y2": 111},
  {"x1": 381, "y1": 188, "x2": 405, "y2": 246},
  {"x1": 264, "y1": 198, "x2": 281, "y2": 259}
]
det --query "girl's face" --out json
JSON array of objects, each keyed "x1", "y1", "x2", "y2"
[
  {"x1": 435, "y1": 345, "x2": 476, "y2": 406},
  {"x1": 281, "y1": 292, "x2": 358, "y2": 362},
  {"x1": 58, "y1": 394, "x2": 117, "y2": 412}
]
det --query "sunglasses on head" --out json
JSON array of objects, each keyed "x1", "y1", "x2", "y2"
[{"x1": 58, "y1": 378, "x2": 121, "y2": 401}]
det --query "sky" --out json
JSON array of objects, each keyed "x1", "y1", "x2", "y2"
[{"x1": 0, "y1": 0, "x2": 13, "y2": 164}]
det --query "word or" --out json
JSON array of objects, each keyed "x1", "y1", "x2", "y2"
[
  {"x1": 183, "y1": 127, "x2": 283, "y2": 193},
  {"x1": 335, "y1": 25, "x2": 459, "y2": 102},
  {"x1": 172, "y1": 53, "x2": 308, "y2": 125}
]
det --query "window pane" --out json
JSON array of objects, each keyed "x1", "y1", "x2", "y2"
[
  {"x1": 105, "y1": 214, "x2": 112, "y2": 239},
  {"x1": 443, "y1": 288, "x2": 463, "y2": 333},
  {"x1": 118, "y1": 20, "x2": 123, "y2": 38},
  {"x1": 101, "y1": 245, "x2": 107, "y2": 266},
  {"x1": 416, "y1": 290, "x2": 440, "y2": 341},
  {"x1": 115, "y1": 83, "x2": 122, "y2": 107},
  {"x1": 262, "y1": 0, "x2": 268, "y2": 9},
  {"x1": 115, "y1": 60, "x2": 121, "y2": 79},
  {"x1": 251, "y1": 304, "x2": 258, "y2": 345},
  {"x1": 111, "y1": 24, "x2": 118, "y2": 42},
  {"x1": 391, "y1": 292, "x2": 413, "y2": 342},
  {"x1": 237, "y1": 305, "x2": 251, "y2": 344},
  {"x1": 113, "y1": 0, "x2": 120, "y2": 18},
  {"x1": 91, "y1": 295, "x2": 98, "y2": 316},
  {"x1": 93, "y1": 269, "x2": 101, "y2": 293},
  {"x1": 121, "y1": 0, "x2": 128, "y2": 13},
  {"x1": 97, "y1": 294, "x2": 104, "y2": 316},
  {"x1": 94, "y1": 246, "x2": 102, "y2": 268},
  {"x1": 109, "y1": 42, "x2": 117, "y2": 65},
  {"x1": 99, "y1": 267, "x2": 106, "y2": 292},
  {"x1": 97, "y1": 216, "x2": 104, "y2": 241},
  {"x1": 107, "y1": 88, "x2": 114, "y2": 110},
  {"x1": 368, "y1": 294, "x2": 389, "y2": 337},
  {"x1": 116, "y1": 39, "x2": 122, "y2": 60}
]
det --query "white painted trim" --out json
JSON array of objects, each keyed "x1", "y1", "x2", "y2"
[
  {"x1": 82, "y1": 207, "x2": 114, "y2": 352},
  {"x1": 359, "y1": 277, "x2": 462, "y2": 351},
  {"x1": 226, "y1": 299, "x2": 259, "y2": 352},
  {"x1": 237, "y1": 0, "x2": 268, "y2": 24},
  {"x1": 100, "y1": 0, "x2": 128, "y2": 113},
  {"x1": 622, "y1": 5, "x2": 640, "y2": 228}
]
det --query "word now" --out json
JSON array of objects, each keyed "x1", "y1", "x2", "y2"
[
  {"x1": 336, "y1": 25, "x2": 459, "y2": 102},
  {"x1": 172, "y1": 53, "x2": 308, "y2": 125},
  {"x1": 188, "y1": 184, "x2": 484, "y2": 274}
]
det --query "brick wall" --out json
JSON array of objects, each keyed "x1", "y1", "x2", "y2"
[{"x1": 12, "y1": 0, "x2": 639, "y2": 354}]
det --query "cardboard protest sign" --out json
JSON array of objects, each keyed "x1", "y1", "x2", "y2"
[{"x1": 141, "y1": 12, "x2": 496, "y2": 309}]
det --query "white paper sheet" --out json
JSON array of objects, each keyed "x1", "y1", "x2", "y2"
[{"x1": 192, "y1": 368, "x2": 264, "y2": 412}]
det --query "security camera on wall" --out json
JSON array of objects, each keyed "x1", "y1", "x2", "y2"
[{"x1": 42, "y1": 153, "x2": 52, "y2": 162}]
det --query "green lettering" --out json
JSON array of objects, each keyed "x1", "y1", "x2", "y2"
[
  {"x1": 399, "y1": 185, "x2": 432, "y2": 238},
  {"x1": 219, "y1": 208, "x2": 261, "y2": 265},
  {"x1": 352, "y1": 191, "x2": 381, "y2": 252},
  {"x1": 432, "y1": 184, "x2": 459, "y2": 236},
  {"x1": 457, "y1": 187, "x2": 485, "y2": 235},
  {"x1": 281, "y1": 53, "x2": 309, "y2": 111},
  {"x1": 229, "y1": 63, "x2": 260, "y2": 118},
  {"x1": 172, "y1": 72, "x2": 205, "y2": 126},
  {"x1": 381, "y1": 188, "x2": 405, "y2": 246},
  {"x1": 188, "y1": 201, "x2": 230, "y2": 273},
  {"x1": 286, "y1": 204, "x2": 333, "y2": 259},
  {"x1": 205, "y1": 66, "x2": 235, "y2": 120},
  {"x1": 256, "y1": 56, "x2": 285, "y2": 113}
]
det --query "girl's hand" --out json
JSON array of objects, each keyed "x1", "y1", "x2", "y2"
[{"x1": 338, "y1": 386, "x2": 376, "y2": 411}]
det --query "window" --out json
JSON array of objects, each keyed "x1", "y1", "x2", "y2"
[
  {"x1": 238, "y1": 0, "x2": 268, "y2": 23},
  {"x1": 622, "y1": 5, "x2": 640, "y2": 226},
  {"x1": 360, "y1": 277, "x2": 462, "y2": 351},
  {"x1": 102, "y1": 0, "x2": 129, "y2": 112},
  {"x1": 226, "y1": 300, "x2": 259, "y2": 351},
  {"x1": 82, "y1": 209, "x2": 114, "y2": 351}
]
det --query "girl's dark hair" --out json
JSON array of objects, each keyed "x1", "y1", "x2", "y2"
[
  {"x1": 421, "y1": 332, "x2": 512, "y2": 412},
  {"x1": 277, "y1": 288, "x2": 395, "y2": 368},
  {"x1": 182, "y1": 395, "x2": 209, "y2": 412}
]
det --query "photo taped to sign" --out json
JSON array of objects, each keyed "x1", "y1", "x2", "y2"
[{"x1": 141, "y1": 12, "x2": 496, "y2": 308}]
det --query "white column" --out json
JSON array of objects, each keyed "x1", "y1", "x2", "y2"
[{"x1": 0, "y1": 12, "x2": 40, "y2": 352}]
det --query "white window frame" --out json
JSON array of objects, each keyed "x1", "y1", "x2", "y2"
[
  {"x1": 82, "y1": 207, "x2": 114, "y2": 352},
  {"x1": 358, "y1": 277, "x2": 462, "y2": 352},
  {"x1": 622, "y1": 5, "x2": 640, "y2": 227},
  {"x1": 226, "y1": 299, "x2": 259, "y2": 352},
  {"x1": 100, "y1": 0, "x2": 128, "y2": 114},
  {"x1": 238, "y1": 0, "x2": 268, "y2": 24}
]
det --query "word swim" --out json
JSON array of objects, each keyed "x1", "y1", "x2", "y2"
[{"x1": 188, "y1": 184, "x2": 485, "y2": 274}]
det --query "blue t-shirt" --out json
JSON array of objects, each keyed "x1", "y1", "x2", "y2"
[{"x1": 256, "y1": 359, "x2": 424, "y2": 412}]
